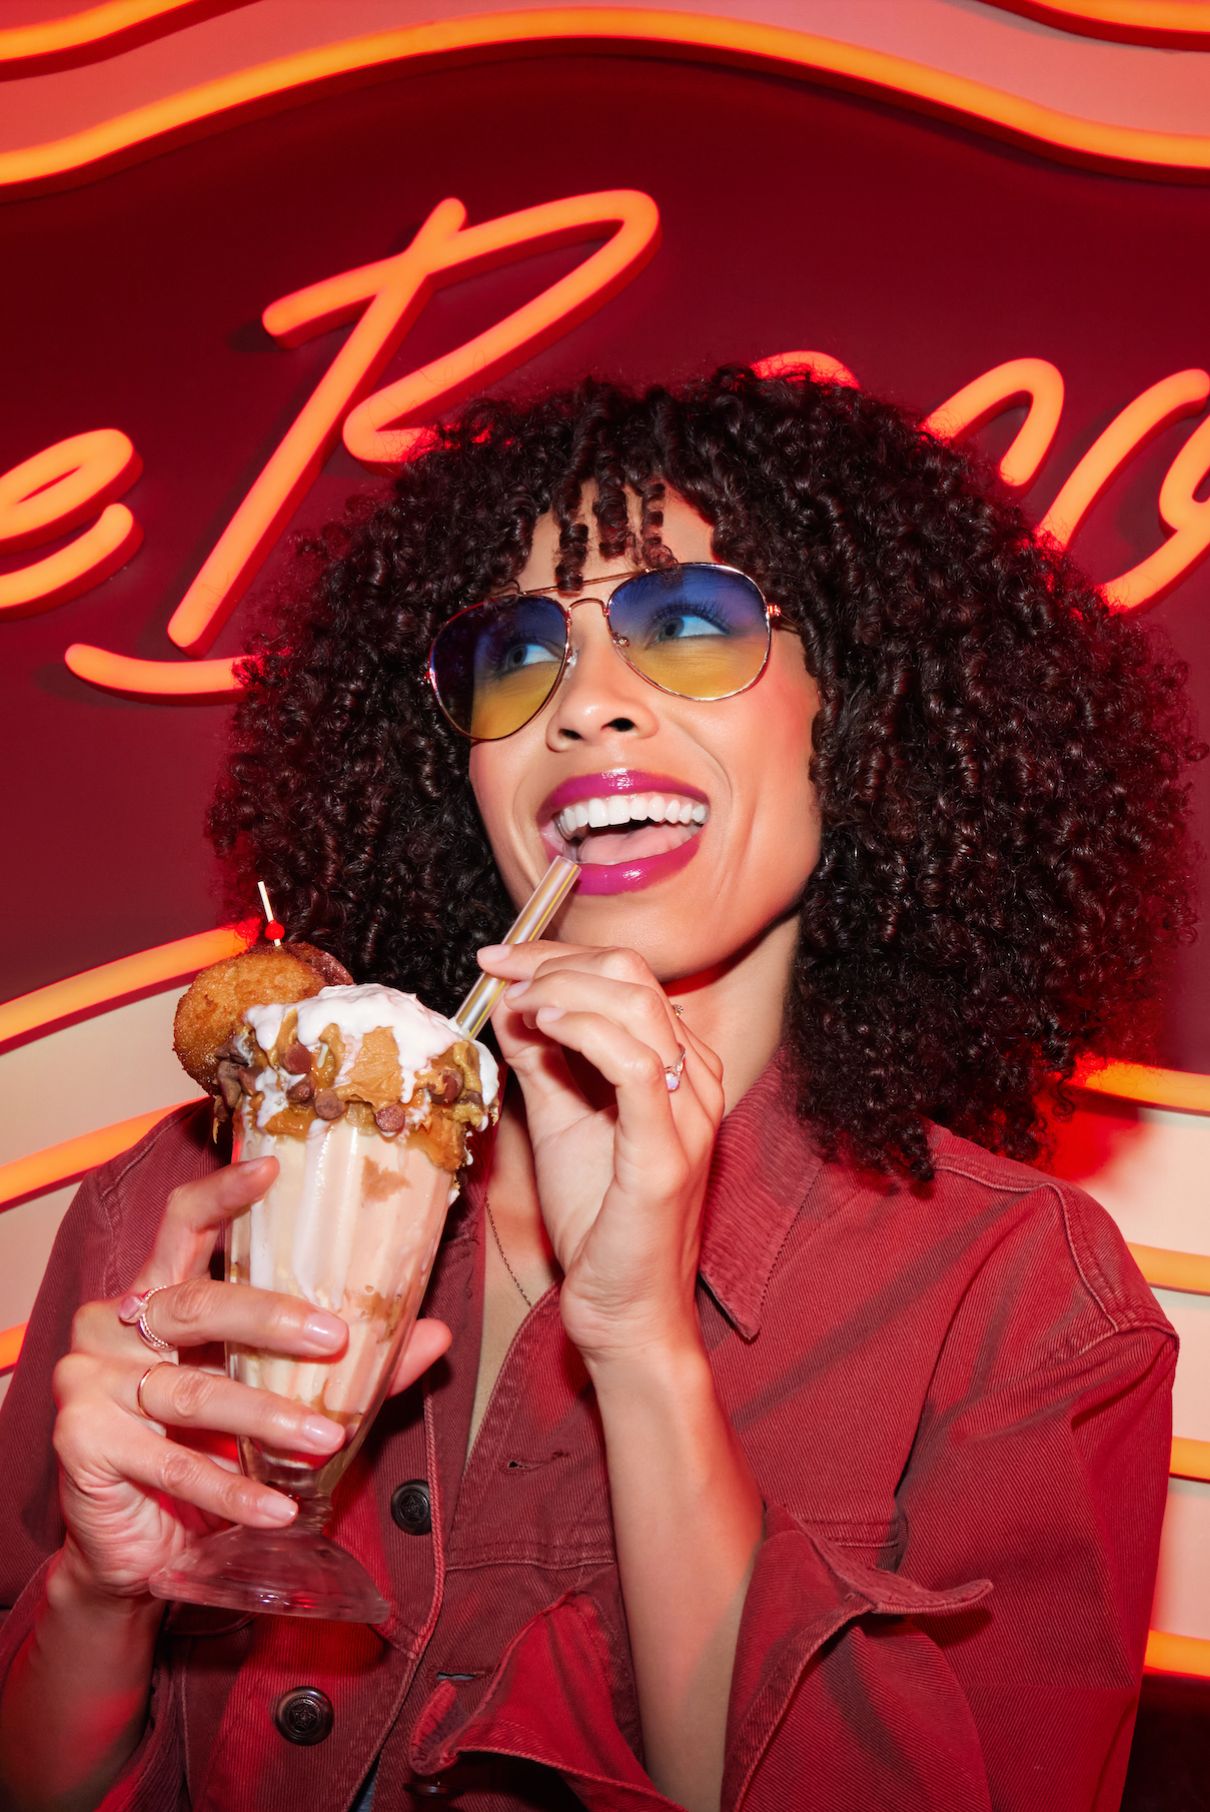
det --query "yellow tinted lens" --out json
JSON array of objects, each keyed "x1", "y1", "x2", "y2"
[
  {"x1": 469, "y1": 652, "x2": 562, "y2": 738},
  {"x1": 634, "y1": 628, "x2": 766, "y2": 699}
]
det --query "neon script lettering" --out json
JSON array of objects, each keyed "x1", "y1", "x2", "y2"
[{"x1": 3, "y1": 196, "x2": 1209, "y2": 694}]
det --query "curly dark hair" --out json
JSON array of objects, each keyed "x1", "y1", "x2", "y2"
[{"x1": 209, "y1": 365, "x2": 1202, "y2": 1181}]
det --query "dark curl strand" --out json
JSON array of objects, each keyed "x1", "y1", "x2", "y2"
[{"x1": 209, "y1": 367, "x2": 1202, "y2": 1182}]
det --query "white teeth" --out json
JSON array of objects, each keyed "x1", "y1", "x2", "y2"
[{"x1": 552, "y1": 789, "x2": 710, "y2": 844}]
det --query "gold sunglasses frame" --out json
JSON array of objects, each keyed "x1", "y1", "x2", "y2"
[{"x1": 424, "y1": 562, "x2": 786, "y2": 742}]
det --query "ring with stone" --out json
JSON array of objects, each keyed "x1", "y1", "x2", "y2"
[
  {"x1": 670, "y1": 1003, "x2": 685, "y2": 1019},
  {"x1": 117, "y1": 1284, "x2": 176, "y2": 1356},
  {"x1": 664, "y1": 1043, "x2": 687, "y2": 1092}
]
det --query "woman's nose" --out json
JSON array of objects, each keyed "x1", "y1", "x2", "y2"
[{"x1": 545, "y1": 599, "x2": 660, "y2": 746}]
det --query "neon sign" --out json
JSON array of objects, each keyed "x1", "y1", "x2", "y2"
[{"x1": 1, "y1": 199, "x2": 1208, "y2": 694}]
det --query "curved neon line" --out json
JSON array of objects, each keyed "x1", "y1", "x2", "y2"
[
  {"x1": 2, "y1": 10, "x2": 1210, "y2": 195},
  {"x1": 983, "y1": 1, "x2": 1210, "y2": 48},
  {"x1": 1170, "y1": 1436, "x2": 1210, "y2": 1482},
  {"x1": 0, "y1": 0, "x2": 213, "y2": 61},
  {"x1": 0, "y1": 925, "x2": 249, "y2": 1050},
  {"x1": 63, "y1": 644, "x2": 243, "y2": 694},
  {"x1": 0, "y1": 1102, "x2": 199, "y2": 1213},
  {"x1": 1074, "y1": 1059, "x2": 1210, "y2": 1115},
  {"x1": 1145, "y1": 1630, "x2": 1210, "y2": 1678},
  {"x1": 1125, "y1": 1244, "x2": 1210, "y2": 1297}
]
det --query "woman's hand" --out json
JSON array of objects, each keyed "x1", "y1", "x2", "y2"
[
  {"x1": 50, "y1": 1156, "x2": 450, "y2": 1604},
  {"x1": 476, "y1": 941, "x2": 726, "y2": 1365}
]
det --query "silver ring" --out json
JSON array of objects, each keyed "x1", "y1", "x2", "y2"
[
  {"x1": 670, "y1": 1003, "x2": 685, "y2": 1019},
  {"x1": 117, "y1": 1285, "x2": 176, "y2": 1355},
  {"x1": 664, "y1": 1043, "x2": 687, "y2": 1092}
]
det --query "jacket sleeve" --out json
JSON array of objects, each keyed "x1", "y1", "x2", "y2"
[
  {"x1": 724, "y1": 1322, "x2": 1176, "y2": 1812},
  {"x1": 0, "y1": 1121, "x2": 205, "y2": 1811}
]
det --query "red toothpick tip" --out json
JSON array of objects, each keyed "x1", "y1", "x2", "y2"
[{"x1": 265, "y1": 919, "x2": 285, "y2": 942}]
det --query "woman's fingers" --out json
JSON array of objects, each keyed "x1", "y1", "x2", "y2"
[
  {"x1": 386, "y1": 1317, "x2": 452, "y2": 1396},
  {"x1": 73, "y1": 1275, "x2": 346, "y2": 1364},
  {"x1": 135, "y1": 1156, "x2": 280, "y2": 1292},
  {"x1": 55, "y1": 1398, "x2": 299, "y2": 1529},
  {"x1": 121, "y1": 1360, "x2": 346, "y2": 1455},
  {"x1": 508, "y1": 970, "x2": 682, "y2": 1065}
]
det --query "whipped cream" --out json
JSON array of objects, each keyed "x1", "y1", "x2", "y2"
[{"x1": 244, "y1": 982, "x2": 499, "y2": 1117}]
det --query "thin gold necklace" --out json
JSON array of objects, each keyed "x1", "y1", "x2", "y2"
[{"x1": 484, "y1": 1196, "x2": 533, "y2": 1309}]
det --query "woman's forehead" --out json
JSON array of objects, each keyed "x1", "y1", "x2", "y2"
[{"x1": 514, "y1": 483, "x2": 717, "y2": 592}]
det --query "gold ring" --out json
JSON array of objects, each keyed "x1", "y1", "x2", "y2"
[
  {"x1": 135, "y1": 1362, "x2": 162, "y2": 1419},
  {"x1": 117, "y1": 1284, "x2": 176, "y2": 1355}
]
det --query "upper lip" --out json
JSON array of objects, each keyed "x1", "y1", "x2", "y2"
[{"x1": 537, "y1": 769, "x2": 710, "y2": 825}]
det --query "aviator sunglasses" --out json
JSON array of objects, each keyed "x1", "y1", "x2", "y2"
[{"x1": 426, "y1": 562, "x2": 788, "y2": 741}]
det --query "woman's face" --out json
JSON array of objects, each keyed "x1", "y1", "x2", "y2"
[{"x1": 467, "y1": 487, "x2": 822, "y2": 982}]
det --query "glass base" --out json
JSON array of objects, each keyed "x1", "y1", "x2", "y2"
[{"x1": 149, "y1": 1523, "x2": 389, "y2": 1622}]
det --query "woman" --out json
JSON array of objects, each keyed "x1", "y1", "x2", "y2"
[{"x1": 0, "y1": 367, "x2": 1199, "y2": 1812}]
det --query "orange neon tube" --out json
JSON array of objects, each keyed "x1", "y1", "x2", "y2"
[
  {"x1": 1074, "y1": 1058, "x2": 1210, "y2": 1115},
  {"x1": 985, "y1": 1, "x2": 1210, "y2": 46},
  {"x1": 2, "y1": 12, "x2": 1210, "y2": 197},
  {"x1": 1126, "y1": 1245, "x2": 1210, "y2": 1297},
  {"x1": 0, "y1": 1104, "x2": 200, "y2": 1213},
  {"x1": 0, "y1": 925, "x2": 249, "y2": 1050},
  {"x1": 0, "y1": 1, "x2": 206, "y2": 61},
  {"x1": 1170, "y1": 1437, "x2": 1210, "y2": 1483}
]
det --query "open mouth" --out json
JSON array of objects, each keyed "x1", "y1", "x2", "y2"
[{"x1": 546, "y1": 789, "x2": 709, "y2": 867}]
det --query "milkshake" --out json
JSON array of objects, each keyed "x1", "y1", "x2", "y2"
[{"x1": 225, "y1": 983, "x2": 498, "y2": 1500}]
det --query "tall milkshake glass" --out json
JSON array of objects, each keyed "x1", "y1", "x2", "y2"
[{"x1": 150, "y1": 857, "x2": 577, "y2": 1621}]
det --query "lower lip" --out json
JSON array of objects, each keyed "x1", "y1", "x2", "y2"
[{"x1": 539, "y1": 828, "x2": 704, "y2": 895}]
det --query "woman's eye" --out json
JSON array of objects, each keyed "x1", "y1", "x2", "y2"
[
  {"x1": 492, "y1": 638, "x2": 559, "y2": 673},
  {"x1": 648, "y1": 610, "x2": 727, "y2": 642}
]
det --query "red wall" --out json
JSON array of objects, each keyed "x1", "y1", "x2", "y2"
[{"x1": 3, "y1": 50, "x2": 1208, "y2": 1066}]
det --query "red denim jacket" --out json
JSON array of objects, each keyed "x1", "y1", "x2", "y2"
[{"x1": 0, "y1": 1050, "x2": 1175, "y2": 1810}]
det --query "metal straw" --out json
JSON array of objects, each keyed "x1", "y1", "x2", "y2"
[{"x1": 453, "y1": 856, "x2": 580, "y2": 1040}]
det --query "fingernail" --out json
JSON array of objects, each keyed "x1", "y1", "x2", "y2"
[
  {"x1": 301, "y1": 1414, "x2": 345, "y2": 1448},
  {"x1": 504, "y1": 981, "x2": 530, "y2": 1000},
  {"x1": 534, "y1": 1005, "x2": 564, "y2": 1023},
  {"x1": 303, "y1": 1311, "x2": 345, "y2": 1348},
  {"x1": 477, "y1": 944, "x2": 510, "y2": 961},
  {"x1": 260, "y1": 1494, "x2": 297, "y2": 1525}
]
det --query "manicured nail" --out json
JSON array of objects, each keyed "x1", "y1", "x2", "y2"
[
  {"x1": 260, "y1": 1494, "x2": 297, "y2": 1525},
  {"x1": 505, "y1": 981, "x2": 530, "y2": 1000},
  {"x1": 534, "y1": 1005, "x2": 564, "y2": 1024},
  {"x1": 301, "y1": 1414, "x2": 345, "y2": 1448},
  {"x1": 477, "y1": 944, "x2": 510, "y2": 961},
  {"x1": 303, "y1": 1311, "x2": 345, "y2": 1348}
]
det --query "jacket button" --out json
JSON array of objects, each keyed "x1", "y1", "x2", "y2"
[
  {"x1": 274, "y1": 1686, "x2": 334, "y2": 1745},
  {"x1": 391, "y1": 1479, "x2": 432, "y2": 1534}
]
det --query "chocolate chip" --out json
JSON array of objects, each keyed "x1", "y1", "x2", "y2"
[
  {"x1": 237, "y1": 1067, "x2": 260, "y2": 1095},
  {"x1": 287, "y1": 1076, "x2": 316, "y2": 1105},
  {"x1": 431, "y1": 1070, "x2": 463, "y2": 1106},
  {"x1": 313, "y1": 1089, "x2": 345, "y2": 1120},
  {"x1": 283, "y1": 1042, "x2": 313, "y2": 1075},
  {"x1": 216, "y1": 1060, "x2": 244, "y2": 1112},
  {"x1": 374, "y1": 1103, "x2": 408, "y2": 1134}
]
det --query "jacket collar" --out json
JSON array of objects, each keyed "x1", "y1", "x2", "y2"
[
  {"x1": 457, "y1": 1041, "x2": 821, "y2": 1343},
  {"x1": 698, "y1": 1041, "x2": 822, "y2": 1340}
]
